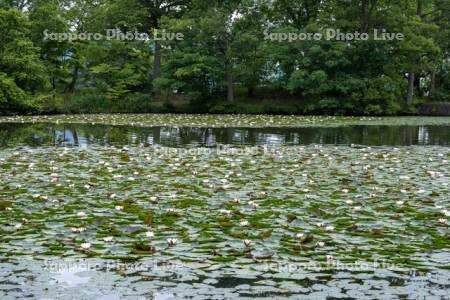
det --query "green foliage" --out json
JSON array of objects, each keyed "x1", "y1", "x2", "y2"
[
  {"x1": 0, "y1": 8, "x2": 47, "y2": 114},
  {"x1": 0, "y1": 0, "x2": 449, "y2": 115},
  {"x1": 0, "y1": 72, "x2": 29, "y2": 112}
]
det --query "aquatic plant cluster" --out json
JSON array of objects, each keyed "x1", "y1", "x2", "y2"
[
  {"x1": 0, "y1": 143, "x2": 449, "y2": 298},
  {"x1": 1, "y1": 114, "x2": 450, "y2": 128}
]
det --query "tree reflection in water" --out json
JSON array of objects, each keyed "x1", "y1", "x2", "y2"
[{"x1": 0, "y1": 123, "x2": 449, "y2": 148}]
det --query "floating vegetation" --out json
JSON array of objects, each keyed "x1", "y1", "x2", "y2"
[
  {"x1": 1, "y1": 114, "x2": 450, "y2": 128},
  {"x1": 0, "y1": 121, "x2": 449, "y2": 298}
]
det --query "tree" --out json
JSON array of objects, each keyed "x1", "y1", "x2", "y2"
[
  {"x1": 138, "y1": 0, "x2": 190, "y2": 79},
  {"x1": 0, "y1": 8, "x2": 47, "y2": 113}
]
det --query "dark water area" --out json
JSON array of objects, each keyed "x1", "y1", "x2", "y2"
[{"x1": 0, "y1": 123, "x2": 449, "y2": 148}]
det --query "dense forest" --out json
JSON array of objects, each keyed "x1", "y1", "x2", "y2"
[{"x1": 0, "y1": 0, "x2": 449, "y2": 115}]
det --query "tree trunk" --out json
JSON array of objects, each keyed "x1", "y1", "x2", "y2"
[
  {"x1": 407, "y1": 71, "x2": 415, "y2": 105},
  {"x1": 226, "y1": 63, "x2": 234, "y2": 102},
  {"x1": 415, "y1": 75, "x2": 422, "y2": 97},
  {"x1": 360, "y1": 0, "x2": 369, "y2": 33},
  {"x1": 153, "y1": 40, "x2": 161, "y2": 79},
  {"x1": 66, "y1": 65, "x2": 79, "y2": 93},
  {"x1": 429, "y1": 70, "x2": 436, "y2": 98},
  {"x1": 417, "y1": 0, "x2": 423, "y2": 15}
]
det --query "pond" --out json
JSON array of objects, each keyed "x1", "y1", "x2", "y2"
[
  {"x1": 0, "y1": 117, "x2": 449, "y2": 299},
  {"x1": 1, "y1": 123, "x2": 450, "y2": 147}
]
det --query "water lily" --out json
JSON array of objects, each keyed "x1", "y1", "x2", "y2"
[
  {"x1": 115, "y1": 205, "x2": 124, "y2": 211},
  {"x1": 438, "y1": 218, "x2": 447, "y2": 224},
  {"x1": 295, "y1": 233, "x2": 305, "y2": 239},
  {"x1": 219, "y1": 209, "x2": 232, "y2": 216},
  {"x1": 345, "y1": 200, "x2": 353, "y2": 205},
  {"x1": 14, "y1": 223, "x2": 23, "y2": 229},
  {"x1": 441, "y1": 209, "x2": 450, "y2": 217},
  {"x1": 240, "y1": 220, "x2": 249, "y2": 227},
  {"x1": 396, "y1": 201, "x2": 405, "y2": 206},
  {"x1": 77, "y1": 211, "x2": 87, "y2": 218},
  {"x1": 145, "y1": 231, "x2": 155, "y2": 238},
  {"x1": 103, "y1": 236, "x2": 114, "y2": 242},
  {"x1": 325, "y1": 225, "x2": 335, "y2": 231},
  {"x1": 316, "y1": 241, "x2": 325, "y2": 247},
  {"x1": 248, "y1": 201, "x2": 259, "y2": 209},
  {"x1": 71, "y1": 227, "x2": 86, "y2": 233},
  {"x1": 167, "y1": 238, "x2": 177, "y2": 246},
  {"x1": 243, "y1": 239, "x2": 252, "y2": 247},
  {"x1": 80, "y1": 243, "x2": 91, "y2": 250}
]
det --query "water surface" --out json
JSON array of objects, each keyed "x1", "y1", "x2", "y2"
[{"x1": 1, "y1": 123, "x2": 449, "y2": 148}]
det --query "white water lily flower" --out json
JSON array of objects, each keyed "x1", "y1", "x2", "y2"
[
  {"x1": 77, "y1": 212, "x2": 87, "y2": 218},
  {"x1": 145, "y1": 231, "x2": 155, "y2": 238},
  {"x1": 110, "y1": 194, "x2": 116, "y2": 199},
  {"x1": 220, "y1": 209, "x2": 232, "y2": 216},
  {"x1": 248, "y1": 201, "x2": 259, "y2": 209},
  {"x1": 80, "y1": 243, "x2": 91, "y2": 250},
  {"x1": 103, "y1": 236, "x2": 114, "y2": 242},
  {"x1": 438, "y1": 218, "x2": 447, "y2": 224},
  {"x1": 326, "y1": 255, "x2": 334, "y2": 261},
  {"x1": 71, "y1": 227, "x2": 86, "y2": 233},
  {"x1": 325, "y1": 225, "x2": 335, "y2": 231},
  {"x1": 5, "y1": 207, "x2": 12, "y2": 211},
  {"x1": 115, "y1": 206, "x2": 124, "y2": 211},
  {"x1": 346, "y1": 200, "x2": 353, "y2": 205},
  {"x1": 441, "y1": 210, "x2": 450, "y2": 217},
  {"x1": 399, "y1": 176, "x2": 410, "y2": 180},
  {"x1": 243, "y1": 239, "x2": 252, "y2": 247},
  {"x1": 316, "y1": 241, "x2": 325, "y2": 247},
  {"x1": 150, "y1": 196, "x2": 158, "y2": 201},
  {"x1": 342, "y1": 189, "x2": 349, "y2": 193},
  {"x1": 240, "y1": 220, "x2": 249, "y2": 227},
  {"x1": 232, "y1": 198, "x2": 241, "y2": 204},
  {"x1": 316, "y1": 223, "x2": 324, "y2": 228},
  {"x1": 295, "y1": 233, "x2": 305, "y2": 239},
  {"x1": 167, "y1": 238, "x2": 177, "y2": 246},
  {"x1": 353, "y1": 206, "x2": 362, "y2": 211},
  {"x1": 14, "y1": 223, "x2": 23, "y2": 229}
]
